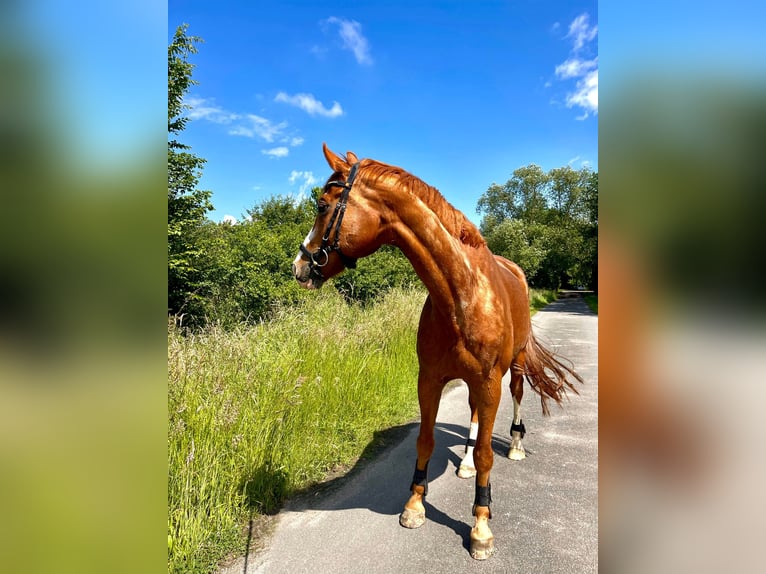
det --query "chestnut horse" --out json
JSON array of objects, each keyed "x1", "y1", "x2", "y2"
[{"x1": 292, "y1": 144, "x2": 581, "y2": 560}]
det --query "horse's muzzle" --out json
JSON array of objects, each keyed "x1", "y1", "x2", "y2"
[{"x1": 292, "y1": 260, "x2": 323, "y2": 290}]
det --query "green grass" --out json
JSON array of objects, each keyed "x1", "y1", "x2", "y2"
[
  {"x1": 168, "y1": 286, "x2": 560, "y2": 573},
  {"x1": 168, "y1": 288, "x2": 424, "y2": 573},
  {"x1": 583, "y1": 294, "x2": 598, "y2": 314},
  {"x1": 529, "y1": 288, "x2": 559, "y2": 315}
]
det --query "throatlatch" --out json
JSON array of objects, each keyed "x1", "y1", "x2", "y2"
[
  {"x1": 472, "y1": 479, "x2": 492, "y2": 518},
  {"x1": 410, "y1": 460, "x2": 429, "y2": 496}
]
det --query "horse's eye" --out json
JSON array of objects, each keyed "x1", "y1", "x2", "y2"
[{"x1": 317, "y1": 201, "x2": 329, "y2": 215}]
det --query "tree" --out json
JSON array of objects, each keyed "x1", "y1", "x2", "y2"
[
  {"x1": 247, "y1": 194, "x2": 316, "y2": 229},
  {"x1": 477, "y1": 164, "x2": 598, "y2": 290},
  {"x1": 484, "y1": 220, "x2": 547, "y2": 279},
  {"x1": 547, "y1": 166, "x2": 592, "y2": 223},
  {"x1": 581, "y1": 171, "x2": 598, "y2": 290},
  {"x1": 478, "y1": 165, "x2": 549, "y2": 233},
  {"x1": 168, "y1": 24, "x2": 212, "y2": 320},
  {"x1": 332, "y1": 245, "x2": 420, "y2": 304}
]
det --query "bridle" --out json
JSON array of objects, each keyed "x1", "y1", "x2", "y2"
[{"x1": 299, "y1": 161, "x2": 360, "y2": 281}]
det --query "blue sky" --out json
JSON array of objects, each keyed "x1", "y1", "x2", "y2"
[{"x1": 169, "y1": 1, "x2": 597, "y2": 226}]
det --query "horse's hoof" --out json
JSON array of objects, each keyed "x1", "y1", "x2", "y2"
[
  {"x1": 508, "y1": 447, "x2": 526, "y2": 460},
  {"x1": 470, "y1": 535, "x2": 495, "y2": 560},
  {"x1": 457, "y1": 464, "x2": 477, "y2": 478},
  {"x1": 399, "y1": 507, "x2": 425, "y2": 529}
]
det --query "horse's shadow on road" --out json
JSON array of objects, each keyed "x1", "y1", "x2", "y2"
[{"x1": 271, "y1": 421, "x2": 513, "y2": 551}]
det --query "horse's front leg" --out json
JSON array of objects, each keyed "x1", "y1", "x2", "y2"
[
  {"x1": 469, "y1": 378, "x2": 501, "y2": 560},
  {"x1": 399, "y1": 373, "x2": 443, "y2": 529}
]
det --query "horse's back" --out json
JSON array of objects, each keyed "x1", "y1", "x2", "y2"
[
  {"x1": 493, "y1": 254, "x2": 529, "y2": 298},
  {"x1": 491, "y1": 254, "x2": 532, "y2": 356}
]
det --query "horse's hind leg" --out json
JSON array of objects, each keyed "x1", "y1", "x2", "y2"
[
  {"x1": 508, "y1": 357, "x2": 527, "y2": 460},
  {"x1": 457, "y1": 387, "x2": 478, "y2": 478},
  {"x1": 400, "y1": 372, "x2": 443, "y2": 529}
]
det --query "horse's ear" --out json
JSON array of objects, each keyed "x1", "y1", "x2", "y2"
[
  {"x1": 346, "y1": 151, "x2": 359, "y2": 164},
  {"x1": 323, "y1": 143, "x2": 348, "y2": 173}
]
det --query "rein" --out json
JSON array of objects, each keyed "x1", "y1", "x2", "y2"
[{"x1": 299, "y1": 161, "x2": 360, "y2": 280}]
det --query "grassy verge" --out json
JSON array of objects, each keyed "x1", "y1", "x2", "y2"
[
  {"x1": 529, "y1": 288, "x2": 558, "y2": 315},
  {"x1": 583, "y1": 294, "x2": 598, "y2": 314},
  {"x1": 168, "y1": 288, "x2": 424, "y2": 574},
  {"x1": 168, "y1": 286, "x2": 560, "y2": 573}
]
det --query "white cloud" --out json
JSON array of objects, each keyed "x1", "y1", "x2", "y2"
[
  {"x1": 228, "y1": 125, "x2": 252, "y2": 137},
  {"x1": 551, "y1": 13, "x2": 598, "y2": 119},
  {"x1": 322, "y1": 17, "x2": 373, "y2": 65},
  {"x1": 184, "y1": 95, "x2": 307, "y2": 155},
  {"x1": 262, "y1": 146, "x2": 289, "y2": 158},
  {"x1": 566, "y1": 69, "x2": 598, "y2": 118},
  {"x1": 184, "y1": 96, "x2": 240, "y2": 124},
  {"x1": 568, "y1": 156, "x2": 592, "y2": 169},
  {"x1": 229, "y1": 114, "x2": 288, "y2": 142},
  {"x1": 310, "y1": 45, "x2": 328, "y2": 58},
  {"x1": 288, "y1": 170, "x2": 319, "y2": 194},
  {"x1": 275, "y1": 92, "x2": 344, "y2": 118},
  {"x1": 566, "y1": 13, "x2": 598, "y2": 52},
  {"x1": 222, "y1": 214, "x2": 237, "y2": 225},
  {"x1": 555, "y1": 57, "x2": 598, "y2": 80}
]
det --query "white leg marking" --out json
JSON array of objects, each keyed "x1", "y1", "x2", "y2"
[
  {"x1": 508, "y1": 397, "x2": 526, "y2": 460},
  {"x1": 458, "y1": 421, "x2": 479, "y2": 478}
]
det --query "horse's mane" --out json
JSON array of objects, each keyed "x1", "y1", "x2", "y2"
[{"x1": 359, "y1": 159, "x2": 486, "y2": 249}]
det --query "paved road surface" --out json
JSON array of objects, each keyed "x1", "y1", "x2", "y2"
[{"x1": 222, "y1": 296, "x2": 597, "y2": 574}]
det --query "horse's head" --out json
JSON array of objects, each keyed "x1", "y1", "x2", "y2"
[{"x1": 292, "y1": 144, "x2": 382, "y2": 289}]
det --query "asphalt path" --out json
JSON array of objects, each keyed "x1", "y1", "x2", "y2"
[{"x1": 223, "y1": 295, "x2": 597, "y2": 574}]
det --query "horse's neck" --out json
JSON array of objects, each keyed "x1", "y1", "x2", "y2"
[{"x1": 390, "y1": 200, "x2": 483, "y2": 314}]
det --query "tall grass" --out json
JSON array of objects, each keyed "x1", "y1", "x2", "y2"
[
  {"x1": 168, "y1": 286, "x2": 558, "y2": 573},
  {"x1": 168, "y1": 288, "x2": 424, "y2": 574}
]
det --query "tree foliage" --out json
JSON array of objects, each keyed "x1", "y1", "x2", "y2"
[
  {"x1": 168, "y1": 24, "x2": 212, "y2": 319},
  {"x1": 333, "y1": 245, "x2": 420, "y2": 304},
  {"x1": 193, "y1": 196, "x2": 316, "y2": 326},
  {"x1": 478, "y1": 164, "x2": 598, "y2": 290}
]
